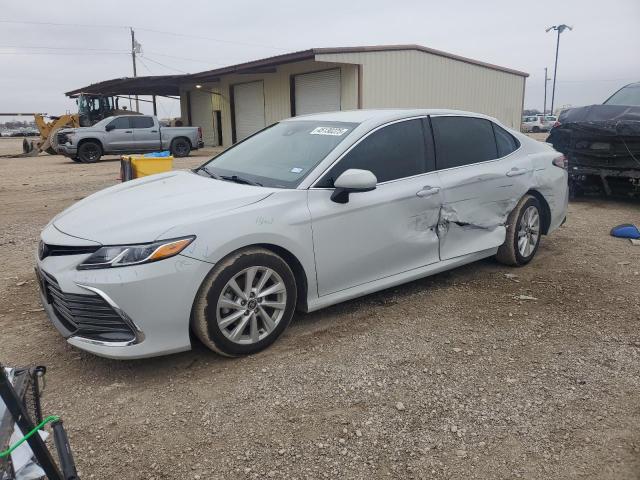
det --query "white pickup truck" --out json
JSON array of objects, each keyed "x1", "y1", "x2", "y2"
[{"x1": 55, "y1": 115, "x2": 204, "y2": 163}]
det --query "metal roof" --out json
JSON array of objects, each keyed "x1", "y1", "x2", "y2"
[
  {"x1": 66, "y1": 44, "x2": 528, "y2": 97},
  {"x1": 191, "y1": 44, "x2": 529, "y2": 81},
  {"x1": 65, "y1": 75, "x2": 186, "y2": 97}
]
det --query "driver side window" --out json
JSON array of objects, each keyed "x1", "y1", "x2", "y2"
[
  {"x1": 107, "y1": 117, "x2": 130, "y2": 130},
  {"x1": 316, "y1": 118, "x2": 431, "y2": 187}
]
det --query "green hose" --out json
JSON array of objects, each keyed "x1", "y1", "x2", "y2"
[{"x1": 0, "y1": 415, "x2": 60, "y2": 458}]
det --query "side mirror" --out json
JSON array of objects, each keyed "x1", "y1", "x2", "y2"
[
  {"x1": 105, "y1": 124, "x2": 115, "y2": 132},
  {"x1": 330, "y1": 169, "x2": 377, "y2": 204}
]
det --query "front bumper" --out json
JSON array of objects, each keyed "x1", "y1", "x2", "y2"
[
  {"x1": 36, "y1": 225, "x2": 213, "y2": 359},
  {"x1": 56, "y1": 143, "x2": 77, "y2": 157}
]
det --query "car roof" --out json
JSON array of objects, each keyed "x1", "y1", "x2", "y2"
[{"x1": 284, "y1": 108, "x2": 498, "y2": 126}]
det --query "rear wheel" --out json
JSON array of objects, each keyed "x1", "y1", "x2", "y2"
[
  {"x1": 170, "y1": 137, "x2": 191, "y2": 157},
  {"x1": 532, "y1": 126, "x2": 541, "y2": 133},
  {"x1": 496, "y1": 195, "x2": 542, "y2": 266},
  {"x1": 77, "y1": 141, "x2": 102, "y2": 163},
  {"x1": 192, "y1": 248, "x2": 297, "y2": 356}
]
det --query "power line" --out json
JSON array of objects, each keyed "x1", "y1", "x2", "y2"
[
  {"x1": 0, "y1": 44, "x2": 128, "y2": 52},
  {"x1": 0, "y1": 19, "x2": 126, "y2": 29},
  {"x1": 0, "y1": 51, "x2": 129, "y2": 56},
  {"x1": 0, "y1": 19, "x2": 287, "y2": 51},
  {"x1": 135, "y1": 27, "x2": 287, "y2": 52},
  {"x1": 141, "y1": 55, "x2": 190, "y2": 74}
]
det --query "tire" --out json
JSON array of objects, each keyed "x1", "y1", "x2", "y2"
[
  {"x1": 532, "y1": 126, "x2": 541, "y2": 133},
  {"x1": 47, "y1": 128, "x2": 62, "y2": 155},
  {"x1": 192, "y1": 248, "x2": 297, "y2": 357},
  {"x1": 77, "y1": 141, "x2": 102, "y2": 163},
  {"x1": 170, "y1": 137, "x2": 191, "y2": 158},
  {"x1": 71, "y1": 157, "x2": 82, "y2": 163},
  {"x1": 496, "y1": 194, "x2": 542, "y2": 267}
]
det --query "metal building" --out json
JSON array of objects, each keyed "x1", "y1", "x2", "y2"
[
  {"x1": 67, "y1": 45, "x2": 528, "y2": 148},
  {"x1": 180, "y1": 45, "x2": 527, "y2": 147}
]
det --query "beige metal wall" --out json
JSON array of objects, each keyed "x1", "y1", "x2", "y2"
[
  {"x1": 181, "y1": 60, "x2": 358, "y2": 147},
  {"x1": 316, "y1": 50, "x2": 525, "y2": 129}
]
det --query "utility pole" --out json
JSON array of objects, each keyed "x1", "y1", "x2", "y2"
[
  {"x1": 543, "y1": 67, "x2": 551, "y2": 115},
  {"x1": 130, "y1": 27, "x2": 139, "y2": 112},
  {"x1": 546, "y1": 24, "x2": 572, "y2": 115}
]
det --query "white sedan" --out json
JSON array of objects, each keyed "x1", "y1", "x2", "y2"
[{"x1": 36, "y1": 109, "x2": 568, "y2": 359}]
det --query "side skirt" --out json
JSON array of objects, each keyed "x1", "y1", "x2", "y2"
[{"x1": 306, "y1": 248, "x2": 498, "y2": 312}]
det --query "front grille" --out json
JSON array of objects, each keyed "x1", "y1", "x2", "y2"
[
  {"x1": 39, "y1": 241, "x2": 100, "y2": 260},
  {"x1": 56, "y1": 132, "x2": 68, "y2": 145},
  {"x1": 39, "y1": 270, "x2": 135, "y2": 343}
]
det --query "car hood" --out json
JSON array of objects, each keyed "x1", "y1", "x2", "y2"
[{"x1": 53, "y1": 170, "x2": 274, "y2": 244}]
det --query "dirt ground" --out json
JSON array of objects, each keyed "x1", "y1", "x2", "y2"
[{"x1": 1, "y1": 136, "x2": 639, "y2": 479}]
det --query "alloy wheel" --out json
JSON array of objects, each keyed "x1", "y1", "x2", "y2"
[
  {"x1": 216, "y1": 266, "x2": 287, "y2": 345},
  {"x1": 517, "y1": 205, "x2": 540, "y2": 258}
]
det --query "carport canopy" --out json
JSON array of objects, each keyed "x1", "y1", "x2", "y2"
[{"x1": 65, "y1": 75, "x2": 187, "y2": 98}]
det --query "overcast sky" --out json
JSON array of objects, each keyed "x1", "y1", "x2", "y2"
[{"x1": 1, "y1": 0, "x2": 639, "y2": 122}]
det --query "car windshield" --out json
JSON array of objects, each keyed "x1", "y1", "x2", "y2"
[
  {"x1": 200, "y1": 120, "x2": 357, "y2": 188},
  {"x1": 604, "y1": 84, "x2": 640, "y2": 106}
]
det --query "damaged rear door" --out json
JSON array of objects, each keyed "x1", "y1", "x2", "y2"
[{"x1": 430, "y1": 115, "x2": 532, "y2": 260}]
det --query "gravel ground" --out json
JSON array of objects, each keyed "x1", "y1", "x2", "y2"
[{"x1": 1, "y1": 137, "x2": 639, "y2": 479}]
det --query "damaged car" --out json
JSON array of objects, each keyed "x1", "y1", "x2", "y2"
[
  {"x1": 547, "y1": 81, "x2": 640, "y2": 198},
  {"x1": 36, "y1": 109, "x2": 568, "y2": 359}
]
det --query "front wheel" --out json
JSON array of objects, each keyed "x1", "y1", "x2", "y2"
[
  {"x1": 496, "y1": 195, "x2": 542, "y2": 266},
  {"x1": 77, "y1": 141, "x2": 102, "y2": 163},
  {"x1": 192, "y1": 248, "x2": 297, "y2": 357}
]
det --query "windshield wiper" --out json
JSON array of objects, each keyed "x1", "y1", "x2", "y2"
[
  {"x1": 220, "y1": 175, "x2": 263, "y2": 187},
  {"x1": 195, "y1": 167, "x2": 226, "y2": 181}
]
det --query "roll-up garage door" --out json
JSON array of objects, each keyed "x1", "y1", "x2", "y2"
[
  {"x1": 233, "y1": 81, "x2": 265, "y2": 142},
  {"x1": 294, "y1": 69, "x2": 341, "y2": 116}
]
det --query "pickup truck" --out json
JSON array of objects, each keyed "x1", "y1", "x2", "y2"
[{"x1": 55, "y1": 115, "x2": 204, "y2": 163}]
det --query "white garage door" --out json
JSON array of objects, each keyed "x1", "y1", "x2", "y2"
[
  {"x1": 233, "y1": 81, "x2": 265, "y2": 141},
  {"x1": 190, "y1": 90, "x2": 216, "y2": 146},
  {"x1": 294, "y1": 69, "x2": 341, "y2": 116}
]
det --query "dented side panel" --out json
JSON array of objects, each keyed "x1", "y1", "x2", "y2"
[{"x1": 436, "y1": 154, "x2": 533, "y2": 260}]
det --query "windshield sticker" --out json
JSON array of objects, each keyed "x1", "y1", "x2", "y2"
[
  {"x1": 290, "y1": 167, "x2": 303, "y2": 174},
  {"x1": 310, "y1": 127, "x2": 349, "y2": 136}
]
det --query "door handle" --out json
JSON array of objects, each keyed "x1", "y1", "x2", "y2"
[
  {"x1": 506, "y1": 168, "x2": 528, "y2": 177},
  {"x1": 416, "y1": 186, "x2": 440, "y2": 198},
  {"x1": 150, "y1": 130, "x2": 158, "y2": 133},
  {"x1": 124, "y1": 130, "x2": 133, "y2": 133}
]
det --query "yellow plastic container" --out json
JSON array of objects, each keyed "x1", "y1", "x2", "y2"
[{"x1": 121, "y1": 155, "x2": 173, "y2": 180}]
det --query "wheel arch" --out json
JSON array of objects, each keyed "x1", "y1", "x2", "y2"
[
  {"x1": 171, "y1": 135, "x2": 193, "y2": 148},
  {"x1": 253, "y1": 243, "x2": 309, "y2": 312},
  {"x1": 526, "y1": 189, "x2": 551, "y2": 235}
]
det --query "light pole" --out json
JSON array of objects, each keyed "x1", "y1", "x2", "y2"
[
  {"x1": 546, "y1": 24, "x2": 572, "y2": 115},
  {"x1": 543, "y1": 67, "x2": 551, "y2": 115}
]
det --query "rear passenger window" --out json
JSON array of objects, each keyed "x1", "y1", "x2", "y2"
[
  {"x1": 431, "y1": 117, "x2": 498, "y2": 169},
  {"x1": 131, "y1": 116, "x2": 155, "y2": 128},
  {"x1": 493, "y1": 124, "x2": 520, "y2": 157},
  {"x1": 316, "y1": 119, "x2": 430, "y2": 186}
]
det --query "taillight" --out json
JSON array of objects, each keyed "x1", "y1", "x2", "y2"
[
  {"x1": 198, "y1": 127, "x2": 203, "y2": 140},
  {"x1": 552, "y1": 154, "x2": 568, "y2": 169}
]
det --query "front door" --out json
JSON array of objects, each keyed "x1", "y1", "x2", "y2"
[
  {"x1": 105, "y1": 116, "x2": 134, "y2": 151},
  {"x1": 308, "y1": 118, "x2": 442, "y2": 296},
  {"x1": 431, "y1": 115, "x2": 532, "y2": 260},
  {"x1": 131, "y1": 116, "x2": 161, "y2": 151}
]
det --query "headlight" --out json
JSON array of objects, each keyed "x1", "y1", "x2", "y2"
[{"x1": 77, "y1": 236, "x2": 195, "y2": 270}]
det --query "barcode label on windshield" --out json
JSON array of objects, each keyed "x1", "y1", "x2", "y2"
[{"x1": 310, "y1": 127, "x2": 349, "y2": 136}]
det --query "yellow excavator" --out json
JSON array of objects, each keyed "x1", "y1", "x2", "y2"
[{"x1": 22, "y1": 94, "x2": 139, "y2": 156}]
